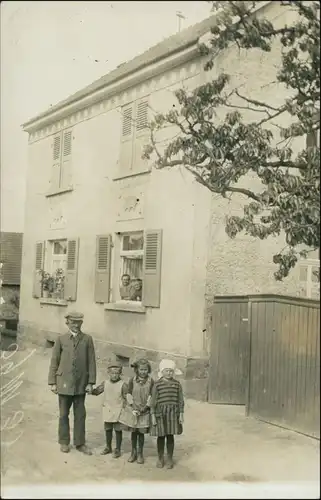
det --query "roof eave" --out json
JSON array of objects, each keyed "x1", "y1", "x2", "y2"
[{"x1": 22, "y1": 41, "x2": 200, "y2": 133}]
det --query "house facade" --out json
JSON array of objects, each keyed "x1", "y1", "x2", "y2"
[
  {"x1": 0, "y1": 232, "x2": 23, "y2": 349},
  {"x1": 19, "y1": 2, "x2": 319, "y2": 399}
]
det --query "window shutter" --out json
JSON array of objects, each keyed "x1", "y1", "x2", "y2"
[
  {"x1": 119, "y1": 103, "x2": 134, "y2": 175},
  {"x1": 64, "y1": 238, "x2": 79, "y2": 301},
  {"x1": 142, "y1": 229, "x2": 162, "y2": 308},
  {"x1": 133, "y1": 99, "x2": 150, "y2": 173},
  {"x1": 51, "y1": 133, "x2": 62, "y2": 191},
  {"x1": 136, "y1": 100, "x2": 148, "y2": 132},
  {"x1": 33, "y1": 241, "x2": 45, "y2": 298},
  {"x1": 61, "y1": 129, "x2": 73, "y2": 189},
  {"x1": 94, "y1": 235, "x2": 112, "y2": 303}
]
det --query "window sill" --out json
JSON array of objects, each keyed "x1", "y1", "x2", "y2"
[
  {"x1": 46, "y1": 187, "x2": 73, "y2": 197},
  {"x1": 40, "y1": 298, "x2": 68, "y2": 307},
  {"x1": 104, "y1": 302, "x2": 146, "y2": 314},
  {"x1": 113, "y1": 169, "x2": 151, "y2": 181}
]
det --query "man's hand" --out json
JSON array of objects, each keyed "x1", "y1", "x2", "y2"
[
  {"x1": 50, "y1": 384, "x2": 57, "y2": 394},
  {"x1": 85, "y1": 384, "x2": 93, "y2": 394},
  {"x1": 151, "y1": 414, "x2": 157, "y2": 426},
  {"x1": 179, "y1": 413, "x2": 184, "y2": 425}
]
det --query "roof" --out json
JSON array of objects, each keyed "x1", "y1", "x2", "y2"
[
  {"x1": 0, "y1": 232, "x2": 23, "y2": 286},
  {"x1": 22, "y1": 13, "x2": 219, "y2": 128}
]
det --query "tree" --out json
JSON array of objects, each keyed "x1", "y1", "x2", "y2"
[{"x1": 144, "y1": 0, "x2": 320, "y2": 280}]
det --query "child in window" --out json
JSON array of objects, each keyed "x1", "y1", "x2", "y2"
[
  {"x1": 119, "y1": 358, "x2": 154, "y2": 464},
  {"x1": 91, "y1": 360, "x2": 126, "y2": 458},
  {"x1": 150, "y1": 359, "x2": 184, "y2": 469},
  {"x1": 130, "y1": 279, "x2": 143, "y2": 301}
]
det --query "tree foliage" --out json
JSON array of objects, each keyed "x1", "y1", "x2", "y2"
[{"x1": 144, "y1": 0, "x2": 320, "y2": 280}]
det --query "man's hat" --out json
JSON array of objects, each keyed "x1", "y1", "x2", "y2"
[{"x1": 65, "y1": 311, "x2": 84, "y2": 320}]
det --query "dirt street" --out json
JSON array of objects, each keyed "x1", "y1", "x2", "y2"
[{"x1": 1, "y1": 346, "x2": 320, "y2": 498}]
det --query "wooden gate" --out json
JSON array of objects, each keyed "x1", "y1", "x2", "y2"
[{"x1": 208, "y1": 296, "x2": 250, "y2": 404}]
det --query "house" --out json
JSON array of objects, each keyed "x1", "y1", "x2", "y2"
[
  {"x1": 0, "y1": 232, "x2": 23, "y2": 349},
  {"x1": 18, "y1": 2, "x2": 319, "y2": 399}
]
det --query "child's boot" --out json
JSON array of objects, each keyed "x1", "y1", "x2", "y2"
[
  {"x1": 101, "y1": 429, "x2": 112, "y2": 455},
  {"x1": 156, "y1": 437, "x2": 165, "y2": 468},
  {"x1": 128, "y1": 432, "x2": 137, "y2": 463},
  {"x1": 137, "y1": 433, "x2": 145, "y2": 464},
  {"x1": 113, "y1": 430, "x2": 122, "y2": 459},
  {"x1": 166, "y1": 435, "x2": 174, "y2": 469}
]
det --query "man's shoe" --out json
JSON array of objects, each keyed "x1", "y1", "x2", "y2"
[
  {"x1": 76, "y1": 445, "x2": 92, "y2": 455},
  {"x1": 60, "y1": 444, "x2": 70, "y2": 453}
]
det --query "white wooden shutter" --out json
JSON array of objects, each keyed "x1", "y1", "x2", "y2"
[
  {"x1": 60, "y1": 129, "x2": 73, "y2": 189},
  {"x1": 133, "y1": 99, "x2": 150, "y2": 173},
  {"x1": 50, "y1": 133, "x2": 62, "y2": 191},
  {"x1": 142, "y1": 229, "x2": 162, "y2": 308},
  {"x1": 33, "y1": 241, "x2": 45, "y2": 298},
  {"x1": 119, "y1": 103, "x2": 134, "y2": 175},
  {"x1": 64, "y1": 238, "x2": 79, "y2": 301},
  {"x1": 94, "y1": 235, "x2": 112, "y2": 303}
]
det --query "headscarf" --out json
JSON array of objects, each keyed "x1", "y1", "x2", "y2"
[{"x1": 158, "y1": 359, "x2": 182, "y2": 379}]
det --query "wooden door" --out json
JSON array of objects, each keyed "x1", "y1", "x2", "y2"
[{"x1": 208, "y1": 297, "x2": 250, "y2": 405}]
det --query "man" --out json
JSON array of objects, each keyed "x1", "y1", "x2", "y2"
[{"x1": 48, "y1": 311, "x2": 96, "y2": 455}]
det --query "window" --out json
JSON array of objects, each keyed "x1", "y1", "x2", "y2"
[
  {"x1": 299, "y1": 258, "x2": 320, "y2": 299},
  {"x1": 118, "y1": 98, "x2": 150, "y2": 177},
  {"x1": 119, "y1": 232, "x2": 144, "y2": 302},
  {"x1": 33, "y1": 238, "x2": 79, "y2": 302},
  {"x1": 94, "y1": 230, "x2": 163, "y2": 308},
  {"x1": 50, "y1": 129, "x2": 73, "y2": 192}
]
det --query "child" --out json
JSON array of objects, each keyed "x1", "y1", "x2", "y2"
[
  {"x1": 119, "y1": 358, "x2": 154, "y2": 464},
  {"x1": 91, "y1": 360, "x2": 126, "y2": 458},
  {"x1": 150, "y1": 359, "x2": 184, "y2": 469}
]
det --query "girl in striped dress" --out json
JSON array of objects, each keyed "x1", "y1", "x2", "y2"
[
  {"x1": 119, "y1": 358, "x2": 154, "y2": 464},
  {"x1": 150, "y1": 359, "x2": 184, "y2": 469}
]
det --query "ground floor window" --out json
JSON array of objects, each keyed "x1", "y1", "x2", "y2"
[
  {"x1": 41, "y1": 239, "x2": 67, "y2": 299},
  {"x1": 299, "y1": 258, "x2": 320, "y2": 299},
  {"x1": 119, "y1": 232, "x2": 144, "y2": 302}
]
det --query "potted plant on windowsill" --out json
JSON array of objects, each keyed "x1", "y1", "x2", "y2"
[{"x1": 39, "y1": 270, "x2": 54, "y2": 298}]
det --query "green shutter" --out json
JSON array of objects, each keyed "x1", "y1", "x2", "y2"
[
  {"x1": 33, "y1": 241, "x2": 45, "y2": 298},
  {"x1": 142, "y1": 229, "x2": 162, "y2": 308},
  {"x1": 95, "y1": 235, "x2": 112, "y2": 303},
  {"x1": 64, "y1": 238, "x2": 79, "y2": 301}
]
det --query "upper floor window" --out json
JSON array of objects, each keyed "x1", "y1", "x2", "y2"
[
  {"x1": 50, "y1": 129, "x2": 73, "y2": 193},
  {"x1": 118, "y1": 98, "x2": 150, "y2": 177}
]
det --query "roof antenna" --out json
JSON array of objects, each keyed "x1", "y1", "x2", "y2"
[{"x1": 176, "y1": 11, "x2": 186, "y2": 33}]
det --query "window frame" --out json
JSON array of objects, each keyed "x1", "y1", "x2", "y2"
[
  {"x1": 116, "y1": 231, "x2": 144, "y2": 304},
  {"x1": 116, "y1": 97, "x2": 151, "y2": 179},
  {"x1": 299, "y1": 258, "x2": 320, "y2": 298},
  {"x1": 48, "y1": 128, "x2": 74, "y2": 196}
]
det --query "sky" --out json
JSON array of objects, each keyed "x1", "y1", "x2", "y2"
[{"x1": 0, "y1": 0, "x2": 211, "y2": 232}]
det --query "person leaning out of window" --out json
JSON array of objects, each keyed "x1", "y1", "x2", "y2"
[{"x1": 130, "y1": 279, "x2": 143, "y2": 301}]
